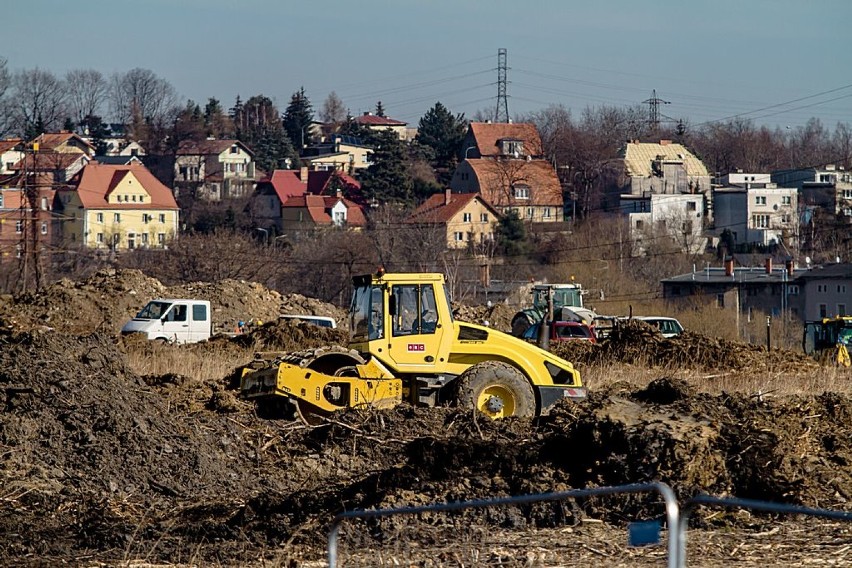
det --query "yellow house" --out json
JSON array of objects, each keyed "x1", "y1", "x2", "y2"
[
  {"x1": 406, "y1": 189, "x2": 500, "y2": 249},
  {"x1": 54, "y1": 163, "x2": 179, "y2": 249}
]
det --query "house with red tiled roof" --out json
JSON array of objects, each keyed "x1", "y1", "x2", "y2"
[
  {"x1": 406, "y1": 189, "x2": 500, "y2": 249},
  {"x1": 0, "y1": 139, "x2": 24, "y2": 175},
  {"x1": 174, "y1": 139, "x2": 256, "y2": 200},
  {"x1": 32, "y1": 131, "x2": 96, "y2": 157},
  {"x1": 53, "y1": 162, "x2": 179, "y2": 250},
  {"x1": 354, "y1": 111, "x2": 410, "y2": 140},
  {"x1": 252, "y1": 168, "x2": 362, "y2": 233},
  {"x1": 0, "y1": 173, "x2": 55, "y2": 261},
  {"x1": 450, "y1": 122, "x2": 562, "y2": 223},
  {"x1": 300, "y1": 134, "x2": 373, "y2": 174},
  {"x1": 280, "y1": 193, "x2": 367, "y2": 238}
]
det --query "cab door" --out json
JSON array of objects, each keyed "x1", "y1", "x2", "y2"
[{"x1": 386, "y1": 283, "x2": 445, "y2": 369}]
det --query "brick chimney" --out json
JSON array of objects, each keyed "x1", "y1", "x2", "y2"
[
  {"x1": 299, "y1": 166, "x2": 308, "y2": 181},
  {"x1": 785, "y1": 259, "x2": 794, "y2": 277},
  {"x1": 765, "y1": 257, "x2": 773, "y2": 275},
  {"x1": 445, "y1": 188, "x2": 452, "y2": 205},
  {"x1": 724, "y1": 257, "x2": 734, "y2": 277}
]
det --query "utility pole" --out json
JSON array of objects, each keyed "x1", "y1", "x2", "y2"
[
  {"x1": 643, "y1": 89, "x2": 670, "y2": 132},
  {"x1": 495, "y1": 48, "x2": 509, "y2": 123}
]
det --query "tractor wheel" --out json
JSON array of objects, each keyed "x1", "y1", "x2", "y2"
[
  {"x1": 511, "y1": 314, "x2": 533, "y2": 338},
  {"x1": 455, "y1": 361, "x2": 536, "y2": 419}
]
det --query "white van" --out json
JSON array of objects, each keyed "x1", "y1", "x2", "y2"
[{"x1": 121, "y1": 299, "x2": 212, "y2": 344}]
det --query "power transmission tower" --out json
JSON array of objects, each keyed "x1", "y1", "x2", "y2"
[
  {"x1": 495, "y1": 48, "x2": 509, "y2": 123},
  {"x1": 643, "y1": 89, "x2": 670, "y2": 131}
]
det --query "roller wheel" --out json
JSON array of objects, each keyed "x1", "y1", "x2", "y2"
[{"x1": 455, "y1": 361, "x2": 536, "y2": 418}]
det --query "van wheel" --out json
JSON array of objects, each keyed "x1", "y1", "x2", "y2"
[{"x1": 455, "y1": 361, "x2": 536, "y2": 418}]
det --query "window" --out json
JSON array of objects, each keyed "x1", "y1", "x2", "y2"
[
  {"x1": 15, "y1": 221, "x2": 22, "y2": 233},
  {"x1": 717, "y1": 294, "x2": 725, "y2": 308},
  {"x1": 480, "y1": 213, "x2": 488, "y2": 222},
  {"x1": 166, "y1": 304, "x2": 187, "y2": 322},
  {"x1": 788, "y1": 285, "x2": 799, "y2": 295},
  {"x1": 526, "y1": 207, "x2": 533, "y2": 219},
  {"x1": 782, "y1": 195, "x2": 792, "y2": 205},
  {"x1": 132, "y1": 195, "x2": 137, "y2": 202},
  {"x1": 454, "y1": 232, "x2": 464, "y2": 242},
  {"x1": 128, "y1": 232, "x2": 136, "y2": 249},
  {"x1": 41, "y1": 196, "x2": 47, "y2": 210},
  {"x1": 755, "y1": 196, "x2": 767, "y2": 205},
  {"x1": 513, "y1": 185, "x2": 530, "y2": 200},
  {"x1": 819, "y1": 304, "x2": 827, "y2": 318},
  {"x1": 40, "y1": 222, "x2": 47, "y2": 235},
  {"x1": 230, "y1": 145, "x2": 239, "y2": 154},
  {"x1": 751, "y1": 214, "x2": 769, "y2": 228},
  {"x1": 391, "y1": 284, "x2": 438, "y2": 337},
  {"x1": 840, "y1": 304, "x2": 847, "y2": 317},
  {"x1": 158, "y1": 233, "x2": 165, "y2": 244},
  {"x1": 142, "y1": 214, "x2": 149, "y2": 224},
  {"x1": 843, "y1": 189, "x2": 852, "y2": 199},
  {"x1": 192, "y1": 304, "x2": 207, "y2": 322},
  {"x1": 141, "y1": 233, "x2": 149, "y2": 245},
  {"x1": 96, "y1": 212, "x2": 103, "y2": 223},
  {"x1": 333, "y1": 211, "x2": 345, "y2": 225},
  {"x1": 819, "y1": 174, "x2": 835, "y2": 183},
  {"x1": 114, "y1": 213, "x2": 121, "y2": 223},
  {"x1": 543, "y1": 207, "x2": 551, "y2": 218},
  {"x1": 139, "y1": 196, "x2": 144, "y2": 203},
  {"x1": 96, "y1": 233, "x2": 103, "y2": 244},
  {"x1": 0, "y1": 194, "x2": 3, "y2": 208},
  {"x1": 636, "y1": 220, "x2": 644, "y2": 230},
  {"x1": 463, "y1": 213, "x2": 472, "y2": 223},
  {"x1": 159, "y1": 214, "x2": 166, "y2": 223},
  {"x1": 687, "y1": 201, "x2": 697, "y2": 212},
  {"x1": 839, "y1": 285, "x2": 847, "y2": 293}
]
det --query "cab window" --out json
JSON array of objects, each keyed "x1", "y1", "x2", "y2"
[{"x1": 392, "y1": 284, "x2": 438, "y2": 336}]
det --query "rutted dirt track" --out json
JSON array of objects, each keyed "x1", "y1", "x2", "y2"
[{"x1": 1, "y1": 270, "x2": 852, "y2": 566}]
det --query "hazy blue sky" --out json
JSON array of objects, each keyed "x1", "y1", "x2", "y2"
[{"x1": 6, "y1": 0, "x2": 851, "y2": 130}]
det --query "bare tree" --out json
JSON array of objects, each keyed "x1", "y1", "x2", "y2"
[
  {"x1": 109, "y1": 68, "x2": 179, "y2": 128},
  {"x1": 10, "y1": 67, "x2": 67, "y2": 136},
  {"x1": 65, "y1": 68, "x2": 108, "y2": 126},
  {"x1": 320, "y1": 91, "x2": 347, "y2": 124},
  {"x1": 0, "y1": 56, "x2": 12, "y2": 137}
]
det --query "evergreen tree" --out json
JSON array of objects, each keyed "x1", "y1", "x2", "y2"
[
  {"x1": 360, "y1": 129, "x2": 412, "y2": 205},
  {"x1": 375, "y1": 100, "x2": 386, "y2": 117},
  {"x1": 496, "y1": 210, "x2": 528, "y2": 256},
  {"x1": 231, "y1": 95, "x2": 295, "y2": 172},
  {"x1": 282, "y1": 87, "x2": 314, "y2": 149},
  {"x1": 204, "y1": 97, "x2": 232, "y2": 138},
  {"x1": 415, "y1": 101, "x2": 467, "y2": 172},
  {"x1": 338, "y1": 116, "x2": 379, "y2": 146},
  {"x1": 63, "y1": 117, "x2": 75, "y2": 133},
  {"x1": 80, "y1": 114, "x2": 111, "y2": 155},
  {"x1": 229, "y1": 95, "x2": 244, "y2": 139}
]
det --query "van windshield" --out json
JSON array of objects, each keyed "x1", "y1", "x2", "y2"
[{"x1": 136, "y1": 301, "x2": 171, "y2": 320}]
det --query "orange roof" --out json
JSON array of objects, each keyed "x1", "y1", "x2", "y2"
[
  {"x1": 14, "y1": 152, "x2": 89, "y2": 172},
  {"x1": 355, "y1": 113, "x2": 406, "y2": 127},
  {"x1": 69, "y1": 163, "x2": 178, "y2": 210},
  {"x1": 466, "y1": 159, "x2": 563, "y2": 207},
  {"x1": 32, "y1": 131, "x2": 94, "y2": 152},
  {"x1": 176, "y1": 139, "x2": 254, "y2": 156},
  {"x1": 282, "y1": 194, "x2": 366, "y2": 226},
  {"x1": 469, "y1": 122, "x2": 543, "y2": 157},
  {"x1": 0, "y1": 138, "x2": 23, "y2": 153},
  {"x1": 406, "y1": 191, "x2": 498, "y2": 224}
]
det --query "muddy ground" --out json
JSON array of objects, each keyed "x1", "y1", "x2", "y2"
[{"x1": 1, "y1": 271, "x2": 851, "y2": 566}]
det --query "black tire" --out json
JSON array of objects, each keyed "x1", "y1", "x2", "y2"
[
  {"x1": 511, "y1": 313, "x2": 535, "y2": 338},
  {"x1": 455, "y1": 361, "x2": 536, "y2": 418}
]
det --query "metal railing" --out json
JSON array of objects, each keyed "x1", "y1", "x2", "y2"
[{"x1": 328, "y1": 482, "x2": 679, "y2": 568}]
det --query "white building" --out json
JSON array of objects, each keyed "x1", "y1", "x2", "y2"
[
  {"x1": 619, "y1": 193, "x2": 705, "y2": 254},
  {"x1": 714, "y1": 184, "x2": 798, "y2": 248}
]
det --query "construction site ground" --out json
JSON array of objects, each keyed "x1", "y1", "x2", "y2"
[{"x1": 1, "y1": 270, "x2": 852, "y2": 567}]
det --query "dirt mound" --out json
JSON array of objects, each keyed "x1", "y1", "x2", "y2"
[
  {"x1": 0, "y1": 269, "x2": 345, "y2": 336},
  {"x1": 454, "y1": 302, "x2": 516, "y2": 332},
  {"x1": 552, "y1": 319, "x2": 819, "y2": 372},
  {"x1": 4, "y1": 328, "x2": 852, "y2": 564}
]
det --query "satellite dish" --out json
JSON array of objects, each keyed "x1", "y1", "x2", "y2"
[{"x1": 805, "y1": 256, "x2": 812, "y2": 265}]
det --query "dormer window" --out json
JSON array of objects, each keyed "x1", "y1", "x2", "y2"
[
  {"x1": 513, "y1": 185, "x2": 530, "y2": 200},
  {"x1": 499, "y1": 138, "x2": 524, "y2": 158},
  {"x1": 230, "y1": 145, "x2": 239, "y2": 154}
]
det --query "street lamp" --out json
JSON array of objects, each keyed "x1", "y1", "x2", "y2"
[
  {"x1": 464, "y1": 146, "x2": 477, "y2": 160},
  {"x1": 256, "y1": 227, "x2": 269, "y2": 244}
]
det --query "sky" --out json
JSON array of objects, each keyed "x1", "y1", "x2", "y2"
[{"x1": 6, "y1": 0, "x2": 852, "y2": 131}]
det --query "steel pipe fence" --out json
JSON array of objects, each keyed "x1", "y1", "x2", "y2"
[{"x1": 328, "y1": 482, "x2": 679, "y2": 568}]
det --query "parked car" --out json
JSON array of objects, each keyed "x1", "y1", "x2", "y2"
[
  {"x1": 631, "y1": 316, "x2": 684, "y2": 338},
  {"x1": 121, "y1": 299, "x2": 212, "y2": 344},
  {"x1": 521, "y1": 320, "x2": 597, "y2": 343},
  {"x1": 279, "y1": 314, "x2": 337, "y2": 329}
]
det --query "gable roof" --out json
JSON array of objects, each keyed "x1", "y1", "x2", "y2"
[
  {"x1": 466, "y1": 158, "x2": 563, "y2": 207},
  {"x1": 469, "y1": 122, "x2": 543, "y2": 157},
  {"x1": 623, "y1": 141, "x2": 709, "y2": 178},
  {"x1": 176, "y1": 139, "x2": 254, "y2": 157},
  {"x1": 281, "y1": 194, "x2": 367, "y2": 226},
  {"x1": 306, "y1": 169, "x2": 361, "y2": 195},
  {"x1": 257, "y1": 169, "x2": 308, "y2": 204},
  {"x1": 355, "y1": 113, "x2": 407, "y2": 127},
  {"x1": 14, "y1": 152, "x2": 90, "y2": 172},
  {"x1": 33, "y1": 131, "x2": 95, "y2": 152},
  {"x1": 94, "y1": 155, "x2": 143, "y2": 166},
  {"x1": 406, "y1": 191, "x2": 499, "y2": 224},
  {"x1": 71, "y1": 163, "x2": 178, "y2": 210},
  {"x1": 0, "y1": 138, "x2": 23, "y2": 153}
]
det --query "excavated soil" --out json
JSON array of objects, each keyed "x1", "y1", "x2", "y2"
[{"x1": 1, "y1": 273, "x2": 852, "y2": 566}]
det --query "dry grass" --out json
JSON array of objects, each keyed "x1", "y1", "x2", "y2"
[
  {"x1": 582, "y1": 361, "x2": 852, "y2": 397},
  {"x1": 121, "y1": 338, "x2": 255, "y2": 384}
]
